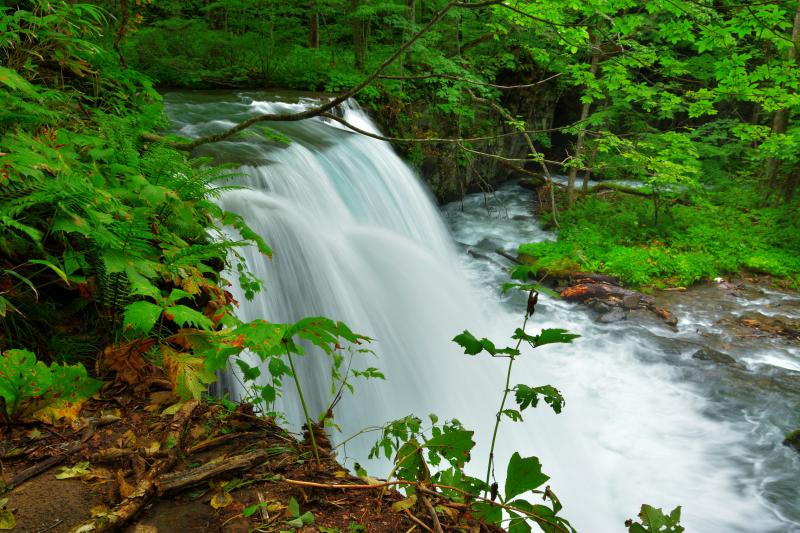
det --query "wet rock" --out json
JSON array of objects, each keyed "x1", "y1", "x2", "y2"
[
  {"x1": 691, "y1": 347, "x2": 740, "y2": 368},
  {"x1": 623, "y1": 294, "x2": 641, "y2": 309},
  {"x1": 518, "y1": 176, "x2": 546, "y2": 190},
  {"x1": 512, "y1": 214, "x2": 533, "y2": 221},
  {"x1": 651, "y1": 306, "x2": 678, "y2": 327},
  {"x1": 467, "y1": 249, "x2": 492, "y2": 262},
  {"x1": 590, "y1": 299, "x2": 613, "y2": 313},
  {"x1": 783, "y1": 429, "x2": 800, "y2": 454},
  {"x1": 598, "y1": 308, "x2": 626, "y2": 323},
  {"x1": 736, "y1": 312, "x2": 800, "y2": 342}
]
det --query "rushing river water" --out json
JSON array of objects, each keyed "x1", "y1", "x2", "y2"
[{"x1": 164, "y1": 91, "x2": 800, "y2": 533}]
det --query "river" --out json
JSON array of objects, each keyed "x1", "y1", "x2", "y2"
[{"x1": 164, "y1": 91, "x2": 800, "y2": 533}]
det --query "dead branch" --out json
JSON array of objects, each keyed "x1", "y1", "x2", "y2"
[
  {"x1": 157, "y1": 449, "x2": 267, "y2": 495},
  {"x1": 186, "y1": 431, "x2": 260, "y2": 455},
  {"x1": 5, "y1": 441, "x2": 85, "y2": 490},
  {"x1": 420, "y1": 493, "x2": 444, "y2": 533}
]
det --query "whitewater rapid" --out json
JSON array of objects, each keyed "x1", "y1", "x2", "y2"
[{"x1": 165, "y1": 92, "x2": 799, "y2": 532}]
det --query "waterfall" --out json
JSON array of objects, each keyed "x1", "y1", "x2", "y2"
[{"x1": 165, "y1": 93, "x2": 791, "y2": 533}]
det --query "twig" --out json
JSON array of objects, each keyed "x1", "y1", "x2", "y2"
[
  {"x1": 419, "y1": 493, "x2": 444, "y2": 533},
  {"x1": 403, "y1": 508, "x2": 434, "y2": 532},
  {"x1": 186, "y1": 431, "x2": 260, "y2": 454},
  {"x1": 5, "y1": 441, "x2": 85, "y2": 490}
]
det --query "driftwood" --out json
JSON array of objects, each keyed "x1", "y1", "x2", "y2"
[{"x1": 157, "y1": 449, "x2": 267, "y2": 495}]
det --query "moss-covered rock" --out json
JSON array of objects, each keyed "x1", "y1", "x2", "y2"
[{"x1": 784, "y1": 428, "x2": 800, "y2": 453}]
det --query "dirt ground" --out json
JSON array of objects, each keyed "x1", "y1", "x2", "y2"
[{"x1": 0, "y1": 383, "x2": 498, "y2": 532}]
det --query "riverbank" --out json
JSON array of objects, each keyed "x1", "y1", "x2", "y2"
[
  {"x1": 1, "y1": 389, "x2": 494, "y2": 533},
  {"x1": 512, "y1": 181, "x2": 800, "y2": 290}
]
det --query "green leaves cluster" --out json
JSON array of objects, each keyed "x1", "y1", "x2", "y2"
[{"x1": 0, "y1": 349, "x2": 102, "y2": 423}]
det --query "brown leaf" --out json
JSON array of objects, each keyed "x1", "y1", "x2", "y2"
[
  {"x1": 103, "y1": 339, "x2": 156, "y2": 385},
  {"x1": 117, "y1": 470, "x2": 135, "y2": 498}
]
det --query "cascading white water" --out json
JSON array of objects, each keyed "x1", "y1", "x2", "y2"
[{"x1": 165, "y1": 92, "x2": 798, "y2": 533}]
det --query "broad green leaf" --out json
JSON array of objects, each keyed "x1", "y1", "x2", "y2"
[
  {"x1": 425, "y1": 427, "x2": 474, "y2": 468},
  {"x1": 452, "y1": 331, "x2": 517, "y2": 356},
  {"x1": 533, "y1": 329, "x2": 580, "y2": 347},
  {"x1": 163, "y1": 348, "x2": 217, "y2": 400},
  {"x1": 165, "y1": 304, "x2": 213, "y2": 330},
  {"x1": 514, "y1": 384, "x2": 565, "y2": 414},
  {"x1": 288, "y1": 497, "x2": 300, "y2": 517},
  {"x1": 505, "y1": 453, "x2": 549, "y2": 501},
  {"x1": 123, "y1": 301, "x2": 163, "y2": 333},
  {"x1": 235, "y1": 359, "x2": 261, "y2": 381}
]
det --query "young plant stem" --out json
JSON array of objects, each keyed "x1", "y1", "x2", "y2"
[
  {"x1": 484, "y1": 313, "x2": 529, "y2": 489},
  {"x1": 285, "y1": 345, "x2": 321, "y2": 466}
]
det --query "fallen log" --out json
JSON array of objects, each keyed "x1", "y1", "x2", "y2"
[{"x1": 157, "y1": 449, "x2": 268, "y2": 495}]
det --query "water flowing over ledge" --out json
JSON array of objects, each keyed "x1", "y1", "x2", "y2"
[{"x1": 165, "y1": 91, "x2": 798, "y2": 533}]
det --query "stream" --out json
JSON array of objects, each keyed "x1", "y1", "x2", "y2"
[{"x1": 164, "y1": 91, "x2": 800, "y2": 533}]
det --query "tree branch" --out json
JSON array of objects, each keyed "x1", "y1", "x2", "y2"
[
  {"x1": 319, "y1": 112, "x2": 565, "y2": 143},
  {"x1": 377, "y1": 72, "x2": 561, "y2": 89},
  {"x1": 144, "y1": 0, "x2": 504, "y2": 151}
]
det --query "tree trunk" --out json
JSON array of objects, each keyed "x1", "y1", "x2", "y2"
[
  {"x1": 567, "y1": 33, "x2": 600, "y2": 205},
  {"x1": 764, "y1": 1, "x2": 800, "y2": 203},
  {"x1": 404, "y1": 0, "x2": 415, "y2": 67},
  {"x1": 352, "y1": 0, "x2": 367, "y2": 71},
  {"x1": 309, "y1": 2, "x2": 319, "y2": 49}
]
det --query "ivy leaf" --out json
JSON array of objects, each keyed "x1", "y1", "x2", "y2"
[
  {"x1": 626, "y1": 504, "x2": 684, "y2": 533},
  {"x1": 505, "y1": 453, "x2": 549, "y2": 501},
  {"x1": 123, "y1": 301, "x2": 163, "y2": 334}
]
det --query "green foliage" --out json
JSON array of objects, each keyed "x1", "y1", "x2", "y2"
[
  {"x1": 516, "y1": 192, "x2": 800, "y2": 287},
  {"x1": 285, "y1": 496, "x2": 315, "y2": 529},
  {"x1": 0, "y1": 349, "x2": 102, "y2": 423},
  {"x1": 625, "y1": 505, "x2": 684, "y2": 533}
]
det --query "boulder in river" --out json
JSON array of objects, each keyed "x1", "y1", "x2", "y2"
[
  {"x1": 691, "y1": 347, "x2": 742, "y2": 368},
  {"x1": 599, "y1": 308, "x2": 627, "y2": 323},
  {"x1": 784, "y1": 429, "x2": 800, "y2": 454}
]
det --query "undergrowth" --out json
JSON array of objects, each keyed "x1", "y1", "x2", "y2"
[{"x1": 519, "y1": 190, "x2": 800, "y2": 288}]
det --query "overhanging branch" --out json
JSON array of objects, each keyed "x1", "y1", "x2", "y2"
[{"x1": 143, "y1": 0, "x2": 504, "y2": 151}]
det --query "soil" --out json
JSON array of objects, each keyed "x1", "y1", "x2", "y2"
[{"x1": 1, "y1": 383, "x2": 501, "y2": 533}]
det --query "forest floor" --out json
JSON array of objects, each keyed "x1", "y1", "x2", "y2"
[{"x1": 1, "y1": 384, "x2": 494, "y2": 533}]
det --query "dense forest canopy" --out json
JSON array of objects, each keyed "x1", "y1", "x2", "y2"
[{"x1": 0, "y1": 0, "x2": 799, "y2": 531}]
